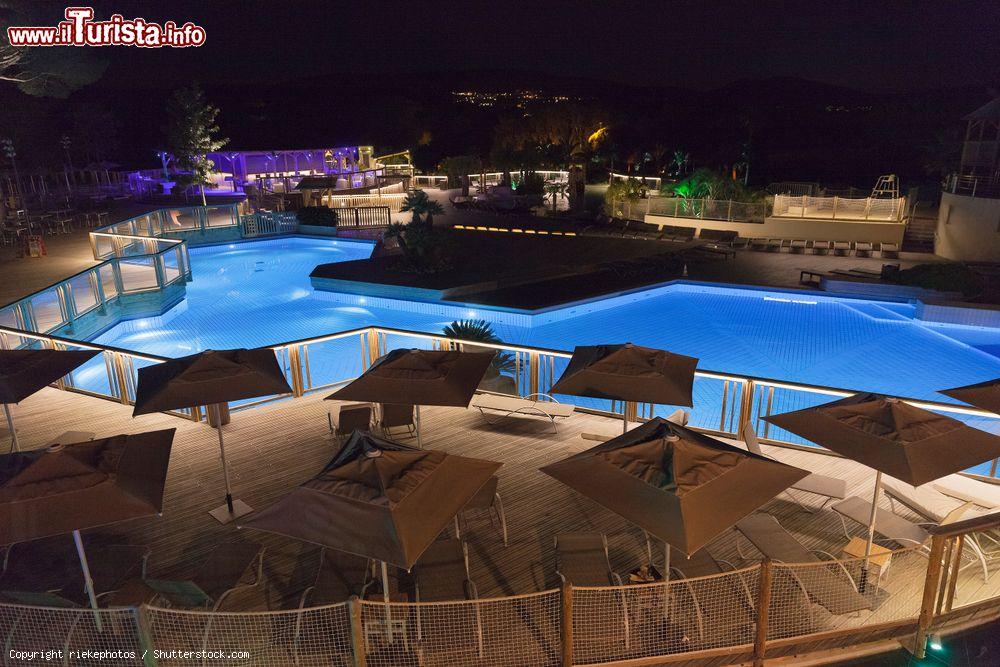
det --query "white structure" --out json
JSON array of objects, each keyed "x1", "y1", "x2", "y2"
[{"x1": 935, "y1": 99, "x2": 1000, "y2": 261}]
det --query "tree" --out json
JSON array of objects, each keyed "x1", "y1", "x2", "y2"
[
  {"x1": 399, "y1": 189, "x2": 444, "y2": 227},
  {"x1": 605, "y1": 177, "x2": 647, "y2": 219},
  {"x1": 441, "y1": 319, "x2": 515, "y2": 377},
  {"x1": 164, "y1": 84, "x2": 228, "y2": 206},
  {"x1": 0, "y1": 2, "x2": 106, "y2": 97}
]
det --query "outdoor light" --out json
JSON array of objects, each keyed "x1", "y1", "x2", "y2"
[{"x1": 927, "y1": 634, "x2": 943, "y2": 651}]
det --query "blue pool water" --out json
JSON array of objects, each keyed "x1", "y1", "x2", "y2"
[{"x1": 87, "y1": 236, "x2": 1000, "y2": 402}]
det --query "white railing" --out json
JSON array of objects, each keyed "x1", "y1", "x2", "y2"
[
  {"x1": 619, "y1": 197, "x2": 767, "y2": 224},
  {"x1": 240, "y1": 211, "x2": 298, "y2": 238},
  {"x1": 324, "y1": 192, "x2": 408, "y2": 212},
  {"x1": 772, "y1": 195, "x2": 907, "y2": 222}
]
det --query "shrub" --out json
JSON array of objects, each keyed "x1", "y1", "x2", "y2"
[
  {"x1": 296, "y1": 206, "x2": 339, "y2": 227},
  {"x1": 516, "y1": 172, "x2": 545, "y2": 196}
]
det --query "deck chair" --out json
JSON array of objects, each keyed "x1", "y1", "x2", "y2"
[
  {"x1": 379, "y1": 403, "x2": 415, "y2": 439},
  {"x1": 461, "y1": 476, "x2": 508, "y2": 546},
  {"x1": 880, "y1": 242, "x2": 900, "y2": 259},
  {"x1": 414, "y1": 539, "x2": 483, "y2": 658},
  {"x1": 145, "y1": 539, "x2": 264, "y2": 611},
  {"x1": 933, "y1": 476, "x2": 1000, "y2": 510},
  {"x1": 789, "y1": 239, "x2": 808, "y2": 254},
  {"x1": 833, "y1": 241, "x2": 852, "y2": 256},
  {"x1": 668, "y1": 548, "x2": 756, "y2": 646},
  {"x1": 831, "y1": 496, "x2": 935, "y2": 550},
  {"x1": 812, "y1": 240, "x2": 832, "y2": 255},
  {"x1": 735, "y1": 514, "x2": 872, "y2": 619},
  {"x1": 742, "y1": 424, "x2": 847, "y2": 510},
  {"x1": 555, "y1": 533, "x2": 630, "y2": 651},
  {"x1": 327, "y1": 403, "x2": 372, "y2": 440},
  {"x1": 470, "y1": 392, "x2": 574, "y2": 433},
  {"x1": 880, "y1": 480, "x2": 994, "y2": 582},
  {"x1": 293, "y1": 549, "x2": 372, "y2": 664},
  {"x1": 1, "y1": 541, "x2": 149, "y2": 603}
]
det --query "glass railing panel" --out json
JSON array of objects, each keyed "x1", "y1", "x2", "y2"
[
  {"x1": 68, "y1": 272, "x2": 99, "y2": 315},
  {"x1": 161, "y1": 247, "x2": 182, "y2": 284},
  {"x1": 64, "y1": 347, "x2": 114, "y2": 397},
  {"x1": 647, "y1": 374, "x2": 743, "y2": 435},
  {"x1": 92, "y1": 234, "x2": 115, "y2": 258},
  {"x1": 205, "y1": 205, "x2": 236, "y2": 227},
  {"x1": 161, "y1": 208, "x2": 200, "y2": 232},
  {"x1": 30, "y1": 289, "x2": 65, "y2": 332},
  {"x1": 99, "y1": 264, "x2": 119, "y2": 299},
  {"x1": 0, "y1": 306, "x2": 20, "y2": 331},
  {"x1": 748, "y1": 384, "x2": 837, "y2": 447},
  {"x1": 301, "y1": 336, "x2": 366, "y2": 389},
  {"x1": 117, "y1": 257, "x2": 158, "y2": 291},
  {"x1": 381, "y1": 332, "x2": 436, "y2": 355}
]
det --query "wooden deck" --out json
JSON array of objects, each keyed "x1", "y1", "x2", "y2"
[{"x1": 4, "y1": 387, "x2": 1000, "y2": 616}]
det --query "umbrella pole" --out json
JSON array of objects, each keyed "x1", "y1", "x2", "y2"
[
  {"x1": 381, "y1": 560, "x2": 393, "y2": 643},
  {"x1": 415, "y1": 405, "x2": 422, "y2": 449},
  {"x1": 663, "y1": 541, "x2": 672, "y2": 619},
  {"x1": 73, "y1": 530, "x2": 103, "y2": 632},
  {"x1": 3, "y1": 403, "x2": 18, "y2": 453},
  {"x1": 208, "y1": 404, "x2": 253, "y2": 523},
  {"x1": 861, "y1": 470, "x2": 883, "y2": 593}
]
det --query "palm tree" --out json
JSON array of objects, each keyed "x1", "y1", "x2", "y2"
[
  {"x1": 442, "y1": 319, "x2": 515, "y2": 376},
  {"x1": 399, "y1": 189, "x2": 444, "y2": 226}
]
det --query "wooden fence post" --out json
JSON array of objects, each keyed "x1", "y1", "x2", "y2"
[
  {"x1": 913, "y1": 534, "x2": 948, "y2": 659},
  {"x1": 753, "y1": 559, "x2": 773, "y2": 666},
  {"x1": 349, "y1": 596, "x2": 367, "y2": 667},
  {"x1": 560, "y1": 582, "x2": 574, "y2": 667}
]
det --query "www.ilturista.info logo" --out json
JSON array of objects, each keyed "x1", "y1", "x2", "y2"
[{"x1": 7, "y1": 7, "x2": 206, "y2": 48}]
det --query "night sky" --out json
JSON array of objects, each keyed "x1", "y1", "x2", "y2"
[{"x1": 75, "y1": 0, "x2": 1000, "y2": 93}]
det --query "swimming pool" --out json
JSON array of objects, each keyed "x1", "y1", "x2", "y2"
[{"x1": 84, "y1": 236, "x2": 1000, "y2": 403}]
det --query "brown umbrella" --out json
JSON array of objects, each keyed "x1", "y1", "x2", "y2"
[
  {"x1": 763, "y1": 393, "x2": 1000, "y2": 580},
  {"x1": 550, "y1": 344, "x2": 698, "y2": 434},
  {"x1": 541, "y1": 417, "x2": 808, "y2": 576},
  {"x1": 941, "y1": 378, "x2": 1000, "y2": 415},
  {"x1": 1, "y1": 348, "x2": 100, "y2": 452},
  {"x1": 241, "y1": 429, "x2": 500, "y2": 618},
  {"x1": 326, "y1": 348, "x2": 494, "y2": 447},
  {"x1": 133, "y1": 348, "x2": 291, "y2": 523},
  {"x1": 0, "y1": 429, "x2": 175, "y2": 621}
]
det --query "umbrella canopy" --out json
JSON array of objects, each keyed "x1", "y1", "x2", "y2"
[
  {"x1": 550, "y1": 343, "x2": 698, "y2": 407},
  {"x1": 241, "y1": 430, "x2": 501, "y2": 569},
  {"x1": 132, "y1": 348, "x2": 291, "y2": 415},
  {"x1": 326, "y1": 349, "x2": 494, "y2": 408},
  {"x1": 0, "y1": 429, "x2": 175, "y2": 545},
  {"x1": 0, "y1": 349, "x2": 100, "y2": 404},
  {"x1": 762, "y1": 393, "x2": 1000, "y2": 486},
  {"x1": 941, "y1": 378, "x2": 1000, "y2": 416},
  {"x1": 540, "y1": 417, "x2": 808, "y2": 555}
]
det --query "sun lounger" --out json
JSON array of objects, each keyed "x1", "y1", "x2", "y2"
[
  {"x1": 855, "y1": 242, "x2": 873, "y2": 257},
  {"x1": 328, "y1": 403, "x2": 372, "y2": 440},
  {"x1": 880, "y1": 242, "x2": 900, "y2": 259},
  {"x1": 812, "y1": 241, "x2": 832, "y2": 255},
  {"x1": 833, "y1": 241, "x2": 852, "y2": 256},
  {"x1": 934, "y1": 476, "x2": 1000, "y2": 510},
  {"x1": 555, "y1": 533, "x2": 631, "y2": 650},
  {"x1": 749, "y1": 237, "x2": 769, "y2": 251},
  {"x1": 379, "y1": 403, "x2": 415, "y2": 439},
  {"x1": 742, "y1": 424, "x2": 847, "y2": 510},
  {"x1": 735, "y1": 514, "x2": 871, "y2": 616},
  {"x1": 462, "y1": 476, "x2": 508, "y2": 546},
  {"x1": 831, "y1": 496, "x2": 932, "y2": 548},
  {"x1": 413, "y1": 539, "x2": 485, "y2": 658},
  {"x1": 668, "y1": 548, "x2": 758, "y2": 646},
  {"x1": 145, "y1": 539, "x2": 264, "y2": 610},
  {"x1": 766, "y1": 238, "x2": 784, "y2": 252},
  {"x1": 789, "y1": 239, "x2": 808, "y2": 254},
  {"x1": 471, "y1": 392, "x2": 574, "y2": 432}
]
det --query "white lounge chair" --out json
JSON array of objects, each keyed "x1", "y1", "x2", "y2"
[
  {"x1": 934, "y1": 475, "x2": 1000, "y2": 510},
  {"x1": 742, "y1": 424, "x2": 847, "y2": 510},
  {"x1": 470, "y1": 392, "x2": 574, "y2": 432}
]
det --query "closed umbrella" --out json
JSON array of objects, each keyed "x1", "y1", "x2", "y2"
[
  {"x1": 541, "y1": 417, "x2": 808, "y2": 578},
  {"x1": 763, "y1": 393, "x2": 1000, "y2": 586},
  {"x1": 241, "y1": 430, "x2": 500, "y2": 637},
  {"x1": 0, "y1": 348, "x2": 99, "y2": 452},
  {"x1": 327, "y1": 348, "x2": 494, "y2": 447},
  {"x1": 133, "y1": 348, "x2": 291, "y2": 523},
  {"x1": 550, "y1": 343, "x2": 698, "y2": 433},
  {"x1": 0, "y1": 429, "x2": 175, "y2": 625}
]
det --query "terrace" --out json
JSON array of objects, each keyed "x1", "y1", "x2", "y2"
[{"x1": 2, "y1": 321, "x2": 1000, "y2": 665}]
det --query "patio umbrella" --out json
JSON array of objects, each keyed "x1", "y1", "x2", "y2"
[
  {"x1": 763, "y1": 393, "x2": 1000, "y2": 583},
  {"x1": 132, "y1": 348, "x2": 292, "y2": 523},
  {"x1": 241, "y1": 430, "x2": 500, "y2": 635},
  {"x1": 941, "y1": 378, "x2": 1000, "y2": 415},
  {"x1": 0, "y1": 348, "x2": 100, "y2": 453},
  {"x1": 0, "y1": 429, "x2": 175, "y2": 625},
  {"x1": 326, "y1": 348, "x2": 494, "y2": 447},
  {"x1": 550, "y1": 343, "x2": 699, "y2": 434},
  {"x1": 541, "y1": 417, "x2": 808, "y2": 578}
]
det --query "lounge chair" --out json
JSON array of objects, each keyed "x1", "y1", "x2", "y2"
[
  {"x1": 555, "y1": 533, "x2": 630, "y2": 651},
  {"x1": 766, "y1": 238, "x2": 783, "y2": 252},
  {"x1": 881, "y1": 479, "x2": 994, "y2": 581},
  {"x1": 812, "y1": 241, "x2": 832, "y2": 255},
  {"x1": 145, "y1": 539, "x2": 264, "y2": 611},
  {"x1": 830, "y1": 496, "x2": 934, "y2": 549},
  {"x1": 855, "y1": 241, "x2": 873, "y2": 257},
  {"x1": 934, "y1": 475, "x2": 1000, "y2": 510},
  {"x1": 833, "y1": 241, "x2": 852, "y2": 256},
  {"x1": 789, "y1": 239, "x2": 808, "y2": 254},
  {"x1": 669, "y1": 549, "x2": 756, "y2": 647},
  {"x1": 735, "y1": 514, "x2": 872, "y2": 618},
  {"x1": 742, "y1": 424, "x2": 847, "y2": 510},
  {"x1": 880, "y1": 242, "x2": 900, "y2": 259},
  {"x1": 470, "y1": 392, "x2": 574, "y2": 432},
  {"x1": 327, "y1": 403, "x2": 372, "y2": 440},
  {"x1": 1, "y1": 541, "x2": 149, "y2": 603},
  {"x1": 749, "y1": 237, "x2": 769, "y2": 251},
  {"x1": 461, "y1": 476, "x2": 508, "y2": 546},
  {"x1": 379, "y1": 403, "x2": 416, "y2": 439},
  {"x1": 293, "y1": 549, "x2": 373, "y2": 664},
  {"x1": 414, "y1": 539, "x2": 483, "y2": 658}
]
